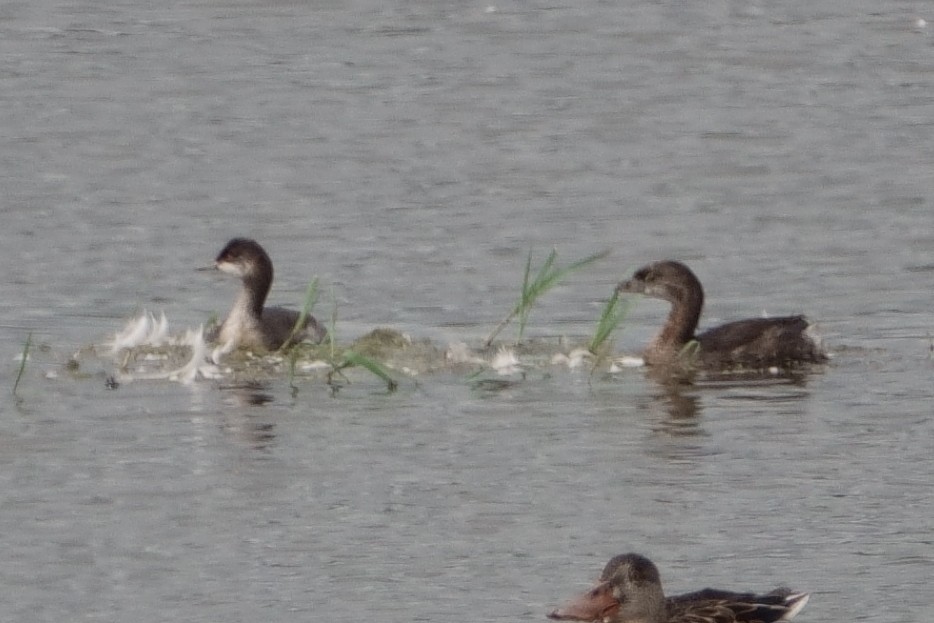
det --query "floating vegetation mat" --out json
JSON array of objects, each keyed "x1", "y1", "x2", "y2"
[
  {"x1": 37, "y1": 307, "x2": 822, "y2": 395},
  {"x1": 56, "y1": 312, "x2": 623, "y2": 390}
]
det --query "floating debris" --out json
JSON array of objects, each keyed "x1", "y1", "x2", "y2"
[
  {"x1": 609, "y1": 356, "x2": 645, "y2": 372},
  {"x1": 108, "y1": 311, "x2": 169, "y2": 354},
  {"x1": 108, "y1": 312, "x2": 221, "y2": 385},
  {"x1": 490, "y1": 346, "x2": 523, "y2": 376},
  {"x1": 551, "y1": 348, "x2": 593, "y2": 369}
]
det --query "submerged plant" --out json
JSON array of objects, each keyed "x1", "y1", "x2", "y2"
[
  {"x1": 287, "y1": 347, "x2": 301, "y2": 394},
  {"x1": 485, "y1": 248, "x2": 608, "y2": 347},
  {"x1": 12, "y1": 332, "x2": 32, "y2": 397}
]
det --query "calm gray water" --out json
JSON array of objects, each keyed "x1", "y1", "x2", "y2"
[{"x1": 2, "y1": 1, "x2": 934, "y2": 621}]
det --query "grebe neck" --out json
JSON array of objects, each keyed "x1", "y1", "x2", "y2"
[
  {"x1": 242, "y1": 267, "x2": 272, "y2": 318},
  {"x1": 657, "y1": 285, "x2": 702, "y2": 348}
]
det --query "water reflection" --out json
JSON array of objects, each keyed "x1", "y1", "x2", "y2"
[
  {"x1": 643, "y1": 389, "x2": 710, "y2": 461},
  {"x1": 642, "y1": 367, "x2": 818, "y2": 451},
  {"x1": 216, "y1": 382, "x2": 278, "y2": 449},
  {"x1": 654, "y1": 386, "x2": 701, "y2": 431},
  {"x1": 219, "y1": 381, "x2": 275, "y2": 406},
  {"x1": 644, "y1": 362, "x2": 815, "y2": 390},
  {"x1": 694, "y1": 371, "x2": 812, "y2": 390},
  {"x1": 217, "y1": 412, "x2": 278, "y2": 450}
]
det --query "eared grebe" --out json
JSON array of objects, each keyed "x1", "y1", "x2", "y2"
[
  {"x1": 617, "y1": 260, "x2": 825, "y2": 369},
  {"x1": 549, "y1": 553, "x2": 809, "y2": 623},
  {"x1": 212, "y1": 238, "x2": 326, "y2": 352}
]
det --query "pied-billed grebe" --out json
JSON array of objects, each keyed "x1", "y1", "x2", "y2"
[
  {"x1": 213, "y1": 238, "x2": 327, "y2": 352},
  {"x1": 549, "y1": 553, "x2": 809, "y2": 623},
  {"x1": 617, "y1": 260, "x2": 825, "y2": 369}
]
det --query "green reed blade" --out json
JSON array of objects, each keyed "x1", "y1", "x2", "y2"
[
  {"x1": 486, "y1": 248, "x2": 609, "y2": 346},
  {"x1": 341, "y1": 349, "x2": 398, "y2": 391}
]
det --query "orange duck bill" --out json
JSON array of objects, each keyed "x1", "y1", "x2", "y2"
[{"x1": 548, "y1": 581, "x2": 620, "y2": 621}]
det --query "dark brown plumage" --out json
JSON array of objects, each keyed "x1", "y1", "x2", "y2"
[{"x1": 617, "y1": 261, "x2": 826, "y2": 369}]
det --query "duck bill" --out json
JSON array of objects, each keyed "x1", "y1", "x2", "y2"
[
  {"x1": 548, "y1": 581, "x2": 620, "y2": 621},
  {"x1": 616, "y1": 279, "x2": 644, "y2": 295}
]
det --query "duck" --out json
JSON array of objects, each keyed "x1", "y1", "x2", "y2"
[
  {"x1": 212, "y1": 238, "x2": 327, "y2": 352},
  {"x1": 617, "y1": 261, "x2": 825, "y2": 369},
  {"x1": 548, "y1": 553, "x2": 809, "y2": 623}
]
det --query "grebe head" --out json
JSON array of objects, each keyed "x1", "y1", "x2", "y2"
[
  {"x1": 215, "y1": 238, "x2": 273, "y2": 280},
  {"x1": 617, "y1": 260, "x2": 703, "y2": 306}
]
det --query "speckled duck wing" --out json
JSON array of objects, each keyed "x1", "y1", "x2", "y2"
[
  {"x1": 667, "y1": 589, "x2": 809, "y2": 623},
  {"x1": 694, "y1": 315, "x2": 824, "y2": 367}
]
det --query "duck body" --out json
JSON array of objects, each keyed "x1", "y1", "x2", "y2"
[
  {"x1": 617, "y1": 261, "x2": 825, "y2": 370},
  {"x1": 213, "y1": 238, "x2": 327, "y2": 352},
  {"x1": 549, "y1": 553, "x2": 809, "y2": 623}
]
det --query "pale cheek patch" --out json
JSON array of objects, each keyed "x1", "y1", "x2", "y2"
[{"x1": 216, "y1": 260, "x2": 245, "y2": 277}]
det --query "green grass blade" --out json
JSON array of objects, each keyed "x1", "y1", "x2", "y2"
[
  {"x1": 280, "y1": 277, "x2": 319, "y2": 351},
  {"x1": 327, "y1": 287, "x2": 338, "y2": 360},
  {"x1": 679, "y1": 339, "x2": 701, "y2": 363},
  {"x1": 485, "y1": 248, "x2": 610, "y2": 347},
  {"x1": 517, "y1": 249, "x2": 559, "y2": 342},
  {"x1": 535, "y1": 249, "x2": 609, "y2": 294},
  {"x1": 515, "y1": 249, "x2": 537, "y2": 342},
  {"x1": 295, "y1": 277, "x2": 320, "y2": 332},
  {"x1": 529, "y1": 249, "x2": 557, "y2": 295},
  {"x1": 341, "y1": 349, "x2": 398, "y2": 391},
  {"x1": 588, "y1": 291, "x2": 632, "y2": 354},
  {"x1": 521, "y1": 249, "x2": 534, "y2": 301},
  {"x1": 518, "y1": 249, "x2": 609, "y2": 344},
  {"x1": 484, "y1": 254, "x2": 529, "y2": 346}
]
